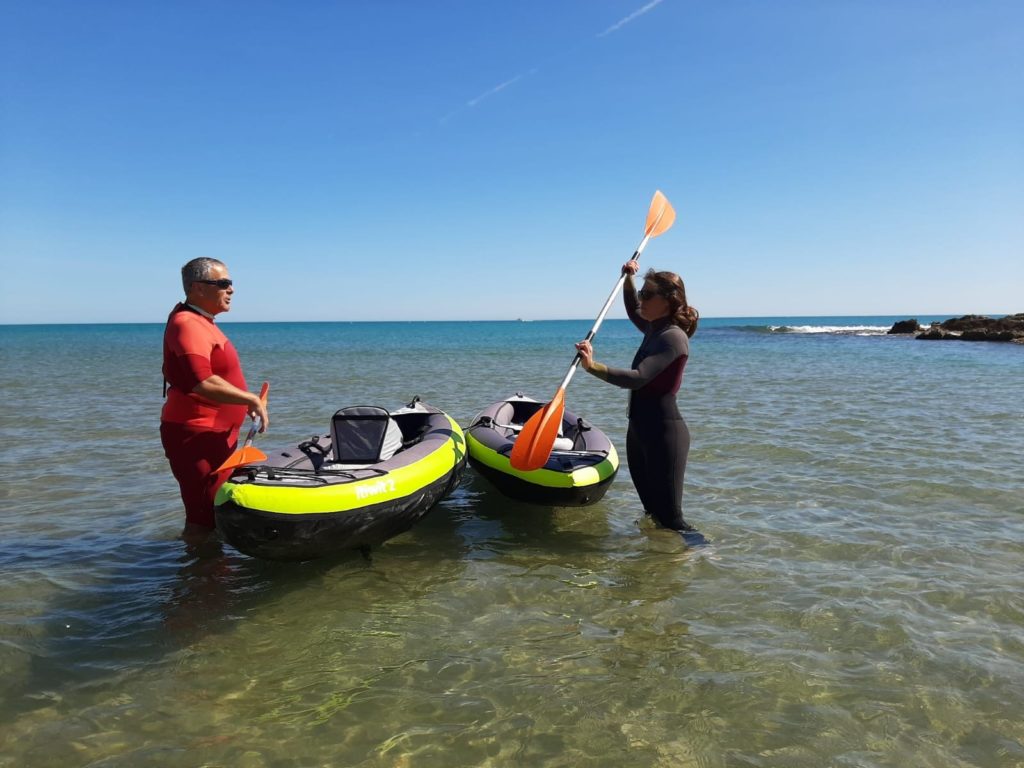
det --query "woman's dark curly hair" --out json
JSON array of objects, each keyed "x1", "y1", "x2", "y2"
[{"x1": 642, "y1": 269, "x2": 699, "y2": 338}]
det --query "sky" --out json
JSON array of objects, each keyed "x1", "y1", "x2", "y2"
[{"x1": 1, "y1": 0, "x2": 1021, "y2": 323}]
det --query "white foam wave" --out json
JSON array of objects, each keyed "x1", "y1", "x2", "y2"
[{"x1": 767, "y1": 325, "x2": 892, "y2": 336}]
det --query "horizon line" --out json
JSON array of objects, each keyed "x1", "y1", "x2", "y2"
[{"x1": 1, "y1": 313, "x2": 1015, "y2": 328}]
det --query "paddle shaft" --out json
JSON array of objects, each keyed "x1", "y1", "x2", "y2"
[
  {"x1": 556, "y1": 233, "x2": 656, "y2": 391},
  {"x1": 239, "y1": 415, "x2": 262, "y2": 450},
  {"x1": 213, "y1": 381, "x2": 270, "y2": 473},
  {"x1": 239, "y1": 381, "x2": 270, "y2": 448}
]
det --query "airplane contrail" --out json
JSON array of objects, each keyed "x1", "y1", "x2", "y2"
[
  {"x1": 440, "y1": 69, "x2": 538, "y2": 123},
  {"x1": 597, "y1": 0, "x2": 666, "y2": 38},
  {"x1": 440, "y1": 0, "x2": 668, "y2": 123},
  {"x1": 467, "y1": 73, "x2": 527, "y2": 108}
]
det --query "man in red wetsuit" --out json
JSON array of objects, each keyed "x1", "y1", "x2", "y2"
[{"x1": 161, "y1": 257, "x2": 270, "y2": 537}]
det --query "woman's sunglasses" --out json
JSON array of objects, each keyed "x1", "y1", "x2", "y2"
[
  {"x1": 195, "y1": 279, "x2": 234, "y2": 289},
  {"x1": 637, "y1": 287, "x2": 662, "y2": 301}
]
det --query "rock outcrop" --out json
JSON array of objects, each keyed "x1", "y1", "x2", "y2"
[
  {"x1": 912, "y1": 314, "x2": 1024, "y2": 343},
  {"x1": 887, "y1": 319, "x2": 921, "y2": 334}
]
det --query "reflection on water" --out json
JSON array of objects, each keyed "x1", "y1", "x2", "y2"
[{"x1": 1, "y1": 322, "x2": 1022, "y2": 766}]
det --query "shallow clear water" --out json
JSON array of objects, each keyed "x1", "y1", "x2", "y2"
[{"x1": 1, "y1": 318, "x2": 1022, "y2": 767}]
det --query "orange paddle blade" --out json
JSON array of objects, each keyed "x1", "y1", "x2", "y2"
[
  {"x1": 214, "y1": 381, "x2": 270, "y2": 473},
  {"x1": 644, "y1": 190, "x2": 676, "y2": 238},
  {"x1": 217, "y1": 446, "x2": 268, "y2": 473},
  {"x1": 215, "y1": 446, "x2": 266, "y2": 474},
  {"x1": 509, "y1": 389, "x2": 566, "y2": 471}
]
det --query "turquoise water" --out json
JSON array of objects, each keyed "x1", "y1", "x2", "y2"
[{"x1": 1, "y1": 317, "x2": 1022, "y2": 767}]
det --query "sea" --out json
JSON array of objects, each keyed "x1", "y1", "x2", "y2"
[{"x1": 0, "y1": 317, "x2": 1021, "y2": 767}]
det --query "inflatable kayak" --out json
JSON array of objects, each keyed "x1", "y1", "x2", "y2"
[
  {"x1": 215, "y1": 398, "x2": 466, "y2": 560},
  {"x1": 465, "y1": 393, "x2": 618, "y2": 506}
]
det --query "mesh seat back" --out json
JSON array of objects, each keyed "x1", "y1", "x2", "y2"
[{"x1": 331, "y1": 406, "x2": 401, "y2": 464}]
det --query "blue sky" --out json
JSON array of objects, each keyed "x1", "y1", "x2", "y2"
[{"x1": 2, "y1": 0, "x2": 1021, "y2": 323}]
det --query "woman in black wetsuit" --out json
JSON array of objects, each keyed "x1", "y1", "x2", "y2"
[{"x1": 575, "y1": 260, "x2": 701, "y2": 538}]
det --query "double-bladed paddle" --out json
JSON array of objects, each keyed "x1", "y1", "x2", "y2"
[
  {"x1": 509, "y1": 191, "x2": 676, "y2": 471},
  {"x1": 215, "y1": 381, "x2": 270, "y2": 473}
]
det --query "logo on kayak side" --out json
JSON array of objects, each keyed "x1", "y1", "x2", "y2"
[{"x1": 356, "y1": 478, "x2": 397, "y2": 500}]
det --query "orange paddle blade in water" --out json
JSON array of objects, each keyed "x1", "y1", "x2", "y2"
[{"x1": 509, "y1": 388, "x2": 565, "y2": 472}]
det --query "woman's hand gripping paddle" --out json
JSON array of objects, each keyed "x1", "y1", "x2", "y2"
[
  {"x1": 215, "y1": 381, "x2": 269, "y2": 473},
  {"x1": 509, "y1": 191, "x2": 676, "y2": 471}
]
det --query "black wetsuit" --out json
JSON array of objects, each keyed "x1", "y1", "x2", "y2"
[{"x1": 587, "y1": 282, "x2": 693, "y2": 531}]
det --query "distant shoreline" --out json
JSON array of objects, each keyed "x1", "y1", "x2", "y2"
[{"x1": 1, "y1": 313, "x2": 1012, "y2": 329}]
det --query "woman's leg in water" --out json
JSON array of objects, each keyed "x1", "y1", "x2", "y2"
[
  {"x1": 626, "y1": 421, "x2": 655, "y2": 517},
  {"x1": 628, "y1": 417, "x2": 693, "y2": 531}
]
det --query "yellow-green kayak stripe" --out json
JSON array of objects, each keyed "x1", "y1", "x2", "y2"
[
  {"x1": 217, "y1": 417, "x2": 465, "y2": 515},
  {"x1": 466, "y1": 431, "x2": 617, "y2": 489}
]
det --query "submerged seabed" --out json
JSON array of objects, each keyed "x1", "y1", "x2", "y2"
[{"x1": 1, "y1": 318, "x2": 1022, "y2": 767}]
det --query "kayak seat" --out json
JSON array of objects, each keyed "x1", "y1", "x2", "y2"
[
  {"x1": 393, "y1": 412, "x2": 432, "y2": 449},
  {"x1": 494, "y1": 401, "x2": 573, "y2": 451},
  {"x1": 551, "y1": 436, "x2": 575, "y2": 452},
  {"x1": 492, "y1": 403, "x2": 518, "y2": 437},
  {"x1": 324, "y1": 406, "x2": 404, "y2": 470}
]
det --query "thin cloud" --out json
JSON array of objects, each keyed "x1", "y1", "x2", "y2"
[
  {"x1": 597, "y1": 0, "x2": 666, "y2": 38},
  {"x1": 440, "y1": 68, "x2": 538, "y2": 123},
  {"x1": 440, "y1": 0, "x2": 667, "y2": 124},
  {"x1": 467, "y1": 73, "x2": 526, "y2": 108}
]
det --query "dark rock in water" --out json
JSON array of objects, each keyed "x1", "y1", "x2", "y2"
[
  {"x1": 916, "y1": 326, "x2": 949, "y2": 340},
  {"x1": 962, "y1": 330, "x2": 1021, "y2": 342},
  {"x1": 941, "y1": 314, "x2": 996, "y2": 332},
  {"x1": 915, "y1": 313, "x2": 1024, "y2": 343},
  {"x1": 888, "y1": 318, "x2": 921, "y2": 334}
]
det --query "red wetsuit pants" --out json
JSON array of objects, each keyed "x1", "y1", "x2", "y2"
[{"x1": 160, "y1": 422, "x2": 240, "y2": 528}]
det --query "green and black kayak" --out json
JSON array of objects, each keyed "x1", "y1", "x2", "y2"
[
  {"x1": 215, "y1": 398, "x2": 466, "y2": 560},
  {"x1": 465, "y1": 393, "x2": 618, "y2": 506}
]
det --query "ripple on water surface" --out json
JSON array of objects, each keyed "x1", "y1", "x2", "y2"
[{"x1": 0, "y1": 321, "x2": 1022, "y2": 766}]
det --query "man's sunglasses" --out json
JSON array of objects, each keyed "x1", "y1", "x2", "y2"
[{"x1": 195, "y1": 279, "x2": 233, "y2": 289}]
